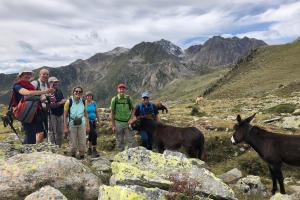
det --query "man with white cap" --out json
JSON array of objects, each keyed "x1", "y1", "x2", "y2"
[
  {"x1": 134, "y1": 91, "x2": 158, "y2": 150},
  {"x1": 47, "y1": 76, "x2": 66, "y2": 147}
]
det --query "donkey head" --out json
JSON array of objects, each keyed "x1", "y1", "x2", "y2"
[{"x1": 231, "y1": 113, "x2": 256, "y2": 144}]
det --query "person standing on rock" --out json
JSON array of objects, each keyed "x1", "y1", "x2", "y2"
[
  {"x1": 110, "y1": 83, "x2": 136, "y2": 152},
  {"x1": 31, "y1": 68, "x2": 50, "y2": 143},
  {"x1": 12, "y1": 70, "x2": 54, "y2": 144},
  {"x1": 134, "y1": 91, "x2": 158, "y2": 150},
  {"x1": 85, "y1": 91, "x2": 100, "y2": 158},
  {"x1": 64, "y1": 86, "x2": 90, "y2": 159},
  {"x1": 47, "y1": 76, "x2": 66, "y2": 147}
]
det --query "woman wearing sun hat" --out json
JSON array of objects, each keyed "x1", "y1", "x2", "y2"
[{"x1": 12, "y1": 70, "x2": 54, "y2": 144}]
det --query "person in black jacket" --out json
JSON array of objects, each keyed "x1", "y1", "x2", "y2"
[{"x1": 48, "y1": 76, "x2": 66, "y2": 147}]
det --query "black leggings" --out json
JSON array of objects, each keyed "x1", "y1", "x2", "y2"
[{"x1": 88, "y1": 120, "x2": 97, "y2": 145}]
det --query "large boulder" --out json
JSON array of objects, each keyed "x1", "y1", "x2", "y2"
[
  {"x1": 110, "y1": 147, "x2": 236, "y2": 200},
  {"x1": 236, "y1": 175, "x2": 267, "y2": 196},
  {"x1": 24, "y1": 185, "x2": 67, "y2": 200},
  {"x1": 0, "y1": 152, "x2": 101, "y2": 200}
]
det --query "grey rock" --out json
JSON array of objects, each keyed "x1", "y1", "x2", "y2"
[
  {"x1": 0, "y1": 152, "x2": 101, "y2": 200},
  {"x1": 219, "y1": 168, "x2": 242, "y2": 184},
  {"x1": 289, "y1": 185, "x2": 300, "y2": 193},
  {"x1": 110, "y1": 147, "x2": 236, "y2": 200},
  {"x1": 24, "y1": 185, "x2": 67, "y2": 200},
  {"x1": 236, "y1": 175, "x2": 268, "y2": 196}
]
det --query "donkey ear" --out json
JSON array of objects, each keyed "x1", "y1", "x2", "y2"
[
  {"x1": 244, "y1": 113, "x2": 256, "y2": 123},
  {"x1": 236, "y1": 115, "x2": 242, "y2": 124}
]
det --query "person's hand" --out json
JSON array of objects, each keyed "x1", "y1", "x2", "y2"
[
  {"x1": 64, "y1": 126, "x2": 69, "y2": 135},
  {"x1": 96, "y1": 120, "x2": 100, "y2": 127},
  {"x1": 112, "y1": 124, "x2": 116, "y2": 133},
  {"x1": 47, "y1": 88, "x2": 55, "y2": 94},
  {"x1": 86, "y1": 126, "x2": 90, "y2": 134},
  {"x1": 59, "y1": 99, "x2": 66, "y2": 104}
]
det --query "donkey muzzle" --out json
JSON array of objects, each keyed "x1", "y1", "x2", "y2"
[{"x1": 231, "y1": 136, "x2": 236, "y2": 145}]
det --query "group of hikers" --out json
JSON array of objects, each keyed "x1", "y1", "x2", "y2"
[{"x1": 9, "y1": 69, "x2": 160, "y2": 159}]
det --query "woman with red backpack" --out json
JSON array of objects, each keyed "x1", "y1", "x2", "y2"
[{"x1": 12, "y1": 70, "x2": 54, "y2": 144}]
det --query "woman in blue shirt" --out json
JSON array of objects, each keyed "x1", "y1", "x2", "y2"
[{"x1": 85, "y1": 91, "x2": 100, "y2": 157}]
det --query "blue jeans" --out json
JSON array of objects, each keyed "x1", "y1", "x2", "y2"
[{"x1": 140, "y1": 130, "x2": 152, "y2": 150}]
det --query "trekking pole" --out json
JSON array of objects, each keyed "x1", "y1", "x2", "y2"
[
  {"x1": 1, "y1": 114, "x2": 24, "y2": 144},
  {"x1": 48, "y1": 108, "x2": 57, "y2": 145}
]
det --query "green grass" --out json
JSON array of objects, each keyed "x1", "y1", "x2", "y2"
[{"x1": 264, "y1": 103, "x2": 297, "y2": 114}]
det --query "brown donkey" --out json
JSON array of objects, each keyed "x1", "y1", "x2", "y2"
[{"x1": 231, "y1": 114, "x2": 300, "y2": 194}]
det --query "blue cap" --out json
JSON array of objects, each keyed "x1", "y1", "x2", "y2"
[{"x1": 142, "y1": 91, "x2": 149, "y2": 98}]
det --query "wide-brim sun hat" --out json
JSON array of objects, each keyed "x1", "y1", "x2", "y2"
[{"x1": 18, "y1": 70, "x2": 33, "y2": 76}]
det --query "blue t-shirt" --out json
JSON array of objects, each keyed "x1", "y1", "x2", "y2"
[{"x1": 86, "y1": 101, "x2": 97, "y2": 121}]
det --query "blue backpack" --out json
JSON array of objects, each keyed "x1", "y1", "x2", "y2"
[{"x1": 138, "y1": 103, "x2": 155, "y2": 117}]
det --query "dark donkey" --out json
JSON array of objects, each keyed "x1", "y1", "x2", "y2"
[
  {"x1": 231, "y1": 114, "x2": 300, "y2": 194},
  {"x1": 156, "y1": 102, "x2": 168, "y2": 114},
  {"x1": 130, "y1": 117, "x2": 204, "y2": 159}
]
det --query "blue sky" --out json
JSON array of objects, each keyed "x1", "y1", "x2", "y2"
[{"x1": 0, "y1": 0, "x2": 299, "y2": 74}]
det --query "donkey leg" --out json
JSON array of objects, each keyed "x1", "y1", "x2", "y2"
[
  {"x1": 274, "y1": 165, "x2": 286, "y2": 194},
  {"x1": 269, "y1": 165, "x2": 278, "y2": 194}
]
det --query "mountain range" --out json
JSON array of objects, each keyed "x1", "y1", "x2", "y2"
[{"x1": 0, "y1": 36, "x2": 267, "y2": 105}]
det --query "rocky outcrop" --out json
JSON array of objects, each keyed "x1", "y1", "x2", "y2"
[
  {"x1": 109, "y1": 147, "x2": 236, "y2": 200},
  {"x1": 0, "y1": 152, "x2": 101, "y2": 200},
  {"x1": 24, "y1": 185, "x2": 67, "y2": 200}
]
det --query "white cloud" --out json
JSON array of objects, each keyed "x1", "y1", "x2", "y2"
[{"x1": 0, "y1": 0, "x2": 299, "y2": 73}]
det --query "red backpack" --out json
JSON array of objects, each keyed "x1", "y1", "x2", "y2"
[{"x1": 9, "y1": 85, "x2": 40, "y2": 123}]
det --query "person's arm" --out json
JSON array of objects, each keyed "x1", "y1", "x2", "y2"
[
  {"x1": 153, "y1": 104, "x2": 159, "y2": 121},
  {"x1": 128, "y1": 98, "x2": 136, "y2": 123},
  {"x1": 63, "y1": 100, "x2": 70, "y2": 135},
  {"x1": 18, "y1": 87, "x2": 54, "y2": 96},
  {"x1": 84, "y1": 107, "x2": 90, "y2": 134},
  {"x1": 110, "y1": 97, "x2": 116, "y2": 133},
  {"x1": 95, "y1": 103, "x2": 100, "y2": 126}
]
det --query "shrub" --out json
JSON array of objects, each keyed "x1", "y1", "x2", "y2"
[
  {"x1": 190, "y1": 106, "x2": 206, "y2": 117},
  {"x1": 166, "y1": 174, "x2": 201, "y2": 200},
  {"x1": 265, "y1": 103, "x2": 297, "y2": 114}
]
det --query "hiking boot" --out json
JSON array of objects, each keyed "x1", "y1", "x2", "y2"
[
  {"x1": 78, "y1": 155, "x2": 85, "y2": 160},
  {"x1": 87, "y1": 148, "x2": 92, "y2": 155},
  {"x1": 91, "y1": 147, "x2": 100, "y2": 158}
]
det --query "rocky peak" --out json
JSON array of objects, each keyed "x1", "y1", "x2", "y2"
[
  {"x1": 153, "y1": 39, "x2": 184, "y2": 57},
  {"x1": 104, "y1": 47, "x2": 129, "y2": 56}
]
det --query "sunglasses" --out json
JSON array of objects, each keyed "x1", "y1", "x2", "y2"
[
  {"x1": 74, "y1": 90, "x2": 83, "y2": 94},
  {"x1": 143, "y1": 97, "x2": 149, "y2": 99}
]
